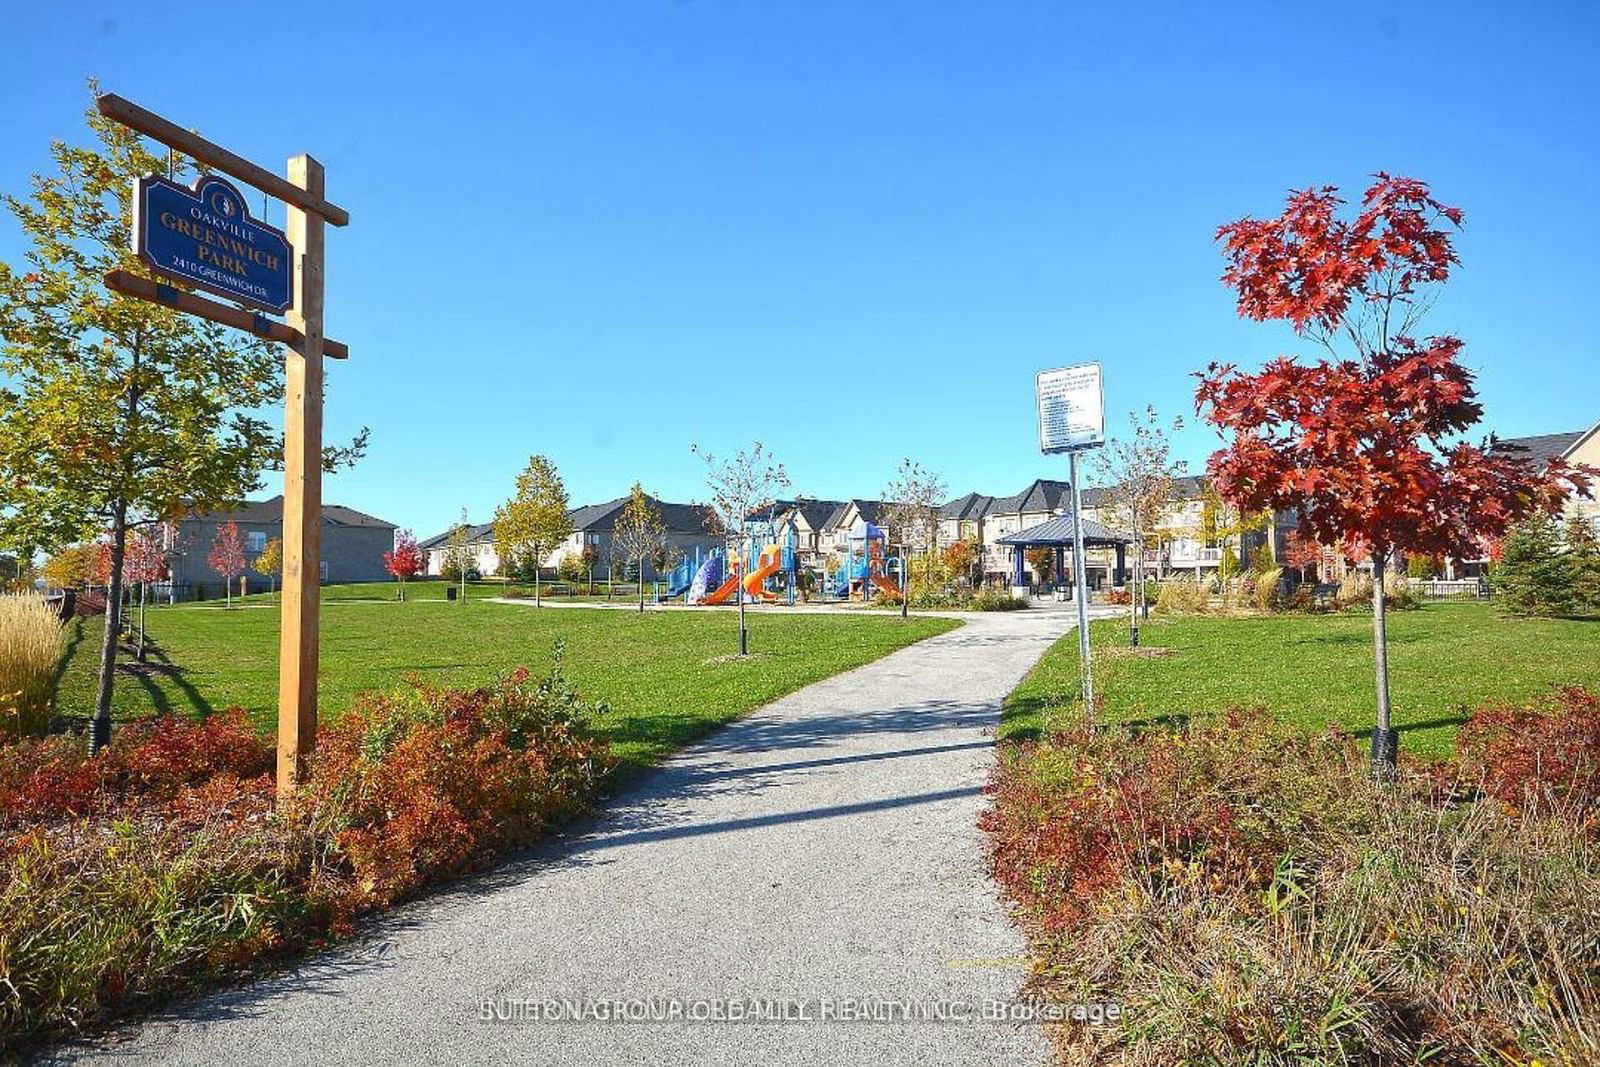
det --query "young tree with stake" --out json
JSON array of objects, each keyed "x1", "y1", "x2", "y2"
[
  {"x1": 612, "y1": 483, "x2": 669, "y2": 613},
  {"x1": 882, "y1": 457, "x2": 947, "y2": 601},
  {"x1": 1094, "y1": 407, "x2": 1186, "y2": 646},
  {"x1": 493, "y1": 455, "x2": 572, "y2": 607},
  {"x1": 440, "y1": 510, "x2": 472, "y2": 599},
  {"x1": 124, "y1": 526, "x2": 165, "y2": 661},
  {"x1": 208, "y1": 521, "x2": 247, "y2": 609},
  {"x1": 1197, "y1": 174, "x2": 1592, "y2": 771},
  {"x1": 383, "y1": 529, "x2": 423, "y2": 602},
  {"x1": 694, "y1": 441, "x2": 790, "y2": 656},
  {"x1": 253, "y1": 536, "x2": 282, "y2": 598}
]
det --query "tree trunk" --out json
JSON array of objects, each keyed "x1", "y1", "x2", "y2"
[
  {"x1": 136, "y1": 580, "x2": 146, "y2": 662},
  {"x1": 90, "y1": 505, "x2": 129, "y2": 755},
  {"x1": 1371, "y1": 553, "x2": 1398, "y2": 772},
  {"x1": 738, "y1": 565, "x2": 748, "y2": 656},
  {"x1": 638, "y1": 556, "x2": 645, "y2": 613},
  {"x1": 1130, "y1": 522, "x2": 1141, "y2": 648}
]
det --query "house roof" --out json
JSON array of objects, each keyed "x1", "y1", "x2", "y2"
[
  {"x1": 821, "y1": 499, "x2": 889, "y2": 530},
  {"x1": 766, "y1": 498, "x2": 845, "y2": 531},
  {"x1": 939, "y1": 492, "x2": 997, "y2": 521},
  {"x1": 995, "y1": 513, "x2": 1133, "y2": 546},
  {"x1": 997, "y1": 478, "x2": 1072, "y2": 515},
  {"x1": 944, "y1": 474, "x2": 1207, "y2": 520},
  {"x1": 418, "y1": 521, "x2": 494, "y2": 550},
  {"x1": 424, "y1": 495, "x2": 717, "y2": 549},
  {"x1": 570, "y1": 495, "x2": 717, "y2": 535},
  {"x1": 190, "y1": 496, "x2": 395, "y2": 529},
  {"x1": 1493, "y1": 431, "x2": 1586, "y2": 468}
]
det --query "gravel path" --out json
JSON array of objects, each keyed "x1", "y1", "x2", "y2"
[{"x1": 58, "y1": 605, "x2": 1102, "y2": 1066}]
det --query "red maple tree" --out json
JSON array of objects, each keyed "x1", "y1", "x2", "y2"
[
  {"x1": 1197, "y1": 174, "x2": 1593, "y2": 768},
  {"x1": 123, "y1": 527, "x2": 167, "y2": 586},
  {"x1": 383, "y1": 529, "x2": 424, "y2": 601},
  {"x1": 123, "y1": 527, "x2": 167, "y2": 660},
  {"x1": 1283, "y1": 528, "x2": 1326, "y2": 583},
  {"x1": 207, "y1": 520, "x2": 248, "y2": 609}
]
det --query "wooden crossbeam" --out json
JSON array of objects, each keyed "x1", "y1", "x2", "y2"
[
  {"x1": 96, "y1": 94, "x2": 350, "y2": 227},
  {"x1": 104, "y1": 270, "x2": 348, "y2": 359}
]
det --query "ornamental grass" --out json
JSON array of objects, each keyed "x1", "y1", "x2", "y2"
[
  {"x1": 0, "y1": 593, "x2": 64, "y2": 740},
  {"x1": 984, "y1": 690, "x2": 1600, "y2": 1064}
]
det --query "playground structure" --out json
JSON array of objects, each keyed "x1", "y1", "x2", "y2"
[
  {"x1": 824, "y1": 521, "x2": 903, "y2": 601},
  {"x1": 673, "y1": 516, "x2": 905, "y2": 607},
  {"x1": 682, "y1": 517, "x2": 801, "y2": 606}
]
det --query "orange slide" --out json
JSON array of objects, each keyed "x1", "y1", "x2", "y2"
[
  {"x1": 742, "y1": 546, "x2": 783, "y2": 602},
  {"x1": 699, "y1": 569, "x2": 743, "y2": 605},
  {"x1": 870, "y1": 574, "x2": 900, "y2": 598}
]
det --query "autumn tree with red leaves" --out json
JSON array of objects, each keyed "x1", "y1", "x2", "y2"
[
  {"x1": 124, "y1": 526, "x2": 165, "y2": 660},
  {"x1": 1197, "y1": 174, "x2": 1593, "y2": 770},
  {"x1": 207, "y1": 521, "x2": 248, "y2": 610},
  {"x1": 384, "y1": 529, "x2": 424, "y2": 601},
  {"x1": 1284, "y1": 528, "x2": 1332, "y2": 583}
]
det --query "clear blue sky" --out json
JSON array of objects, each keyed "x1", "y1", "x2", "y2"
[{"x1": 3, "y1": 1, "x2": 1596, "y2": 539}]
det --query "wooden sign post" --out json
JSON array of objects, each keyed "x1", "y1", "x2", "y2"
[
  {"x1": 278, "y1": 155, "x2": 325, "y2": 793},
  {"x1": 97, "y1": 94, "x2": 349, "y2": 797}
]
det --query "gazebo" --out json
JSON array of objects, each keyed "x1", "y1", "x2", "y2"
[{"x1": 996, "y1": 512, "x2": 1134, "y2": 595}]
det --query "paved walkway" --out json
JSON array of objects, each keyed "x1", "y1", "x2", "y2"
[{"x1": 61, "y1": 604, "x2": 1107, "y2": 1067}]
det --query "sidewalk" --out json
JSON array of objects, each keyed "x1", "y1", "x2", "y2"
[{"x1": 60, "y1": 607, "x2": 1106, "y2": 1066}]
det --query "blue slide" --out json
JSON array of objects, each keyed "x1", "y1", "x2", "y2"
[
  {"x1": 666, "y1": 554, "x2": 699, "y2": 598},
  {"x1": 687, "y1": 552, "x2": 725, "y2": 604}
]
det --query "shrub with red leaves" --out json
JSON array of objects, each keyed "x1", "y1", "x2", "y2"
[
  {"x1": 72, "y1": 591, "x2": 106, "y2": 616},
  {"x1": 1456, "y1": 685, "x2": 1600, "y2": 819},
  {"x1": 290, "y1": 657, "x2": 615, "y2": 912},
  {"x1": 983, "y1": 709, "x2": 1369, "y2": 934},
  {"x1": 1, "y1": 648, "x2": 614, "y2": 1046},
  {"x1": 0, "y1": 709, "x2": 272, "y2": 829}
]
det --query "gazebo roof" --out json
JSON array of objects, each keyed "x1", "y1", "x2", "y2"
[{"x1": 996, "y1": 513, "x2": 1133, "y2": 548}]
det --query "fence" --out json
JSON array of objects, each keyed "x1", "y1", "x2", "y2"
[{"x1": 1406, "y1": 578, "x2": 1490, "y2": 600}]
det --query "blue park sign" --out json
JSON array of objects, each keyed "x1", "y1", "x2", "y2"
[{"x1": 132, "y1": 174, "x2": 293, "y2": 314}]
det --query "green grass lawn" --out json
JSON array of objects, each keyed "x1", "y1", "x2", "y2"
[
  {"x1": 57, "y1": 600, "x2": 957, "y2": 768},
  {"x1": 1001, "y1": 602, "x2": 1600, "y2": 757},
  {"x1": 223, "y1": 578, "x2": 663, "y2": 605}
]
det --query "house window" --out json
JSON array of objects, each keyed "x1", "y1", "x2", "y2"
[{"x1": 247, "y1": 531, "x2": 267, "y2": 553}]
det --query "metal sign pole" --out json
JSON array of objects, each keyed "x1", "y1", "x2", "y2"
[{"x1": 1069, "y1": 450, "x2": 1093, "y2": 714}]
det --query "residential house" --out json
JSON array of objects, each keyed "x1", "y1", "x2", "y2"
[
  {"x1": 764, "y1": 498, "x2": 845, "y2": 563},
  {"x1": 421, "y1": 495, "x2": 721, "y2": 581},
  {"x1": 168, "y1": 496, "x2": 396, "y2": 598},
  {"x1": 1444, "y1": 421, "x2": 1600, "y2": 578},
  {"x1": 1495, "y1": 424, "x2": 1600, "y2": 531},
  {"x1": 939, "y1": 479, "x2": 1111, "y2": 584},
  {"x1": 553, "y1": 495, "x2": 721, "y2": 580},
  {"x1": 816, "y1": 500, "x2": 891, "y2": 558},
  {"x1": 939, "y1": 475, "x2": 1284, "y2": 587},
  {"x1": 419, "y1": 521, "x2": 499, "y2": 578}
]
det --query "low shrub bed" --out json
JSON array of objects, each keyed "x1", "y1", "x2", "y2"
[
  {"x1": 1151, "y1": 571, "x2": 1423, "y2": 617},
  {"x1": 984, "y1": 687, "x2": 1600, "y2": 1064},
  {"x1": 0, "y1": 644, "x2": 614, "y2": 1046},
  {"x1": 973, "y1": 589, "x2": 1030, "y2": 612}
]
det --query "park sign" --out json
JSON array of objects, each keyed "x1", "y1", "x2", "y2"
[
  {"x1": 132, "y1": 173, "x2": 293, "y2": 313},
  {"x1": 1035, "y1": 362, "x2": 1105, "y2": 454},
  {"x1": 99, "y1": 90, "x2": 350, "y2": 797}
]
